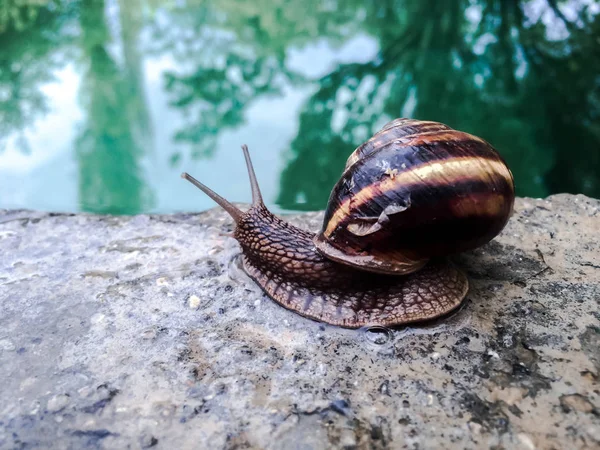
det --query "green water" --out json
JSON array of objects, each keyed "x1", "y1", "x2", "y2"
[{"x1": 1, "y1": 0, "x2": 599, "y2": 214}]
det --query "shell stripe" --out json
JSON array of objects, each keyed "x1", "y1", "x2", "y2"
[
  {"x1": 346, "y1": 129, "x2": 491, "y2": 168},
  {"x1": 324, "y1": 157, "x2": 514, "y2": 237}
]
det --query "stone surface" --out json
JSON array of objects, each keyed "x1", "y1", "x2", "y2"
[{"x1": 0, "y1": 194, "x2": 599, "y2": 449}]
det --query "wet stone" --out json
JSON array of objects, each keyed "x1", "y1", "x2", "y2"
[{"x1": 1, "y1": 194, "x2": 600, "y2": 449}]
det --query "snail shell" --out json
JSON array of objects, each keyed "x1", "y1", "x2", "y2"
[{"x1": 314, "y1": 118, "x2": 515, "y2": 275}]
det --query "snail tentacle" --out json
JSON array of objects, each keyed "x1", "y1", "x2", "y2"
[
  {"x1": 181, "y1": 172, "x2": 242, "y2": 223},
  {"x1": 241, "y1": 144, "x2": 263, "y2": 206}
]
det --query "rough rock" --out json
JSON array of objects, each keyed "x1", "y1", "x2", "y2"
[{"x1": 0, "y1": 194, "x2": 599, "y2": 449}]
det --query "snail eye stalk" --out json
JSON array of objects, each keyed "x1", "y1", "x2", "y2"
[
  {"x1": 241, "y1": 144, "x2": 263, "y2": 206},
  {"x1": 181, "y1": 172, "x2": 242, "y2": 223},
  {"x1": 181, "y1": 144, "x2": 264, "y2": 221}
]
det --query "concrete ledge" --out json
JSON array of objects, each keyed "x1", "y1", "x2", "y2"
[{"x1": 1, "y1": 194, "x2": 599, "y2": 449}]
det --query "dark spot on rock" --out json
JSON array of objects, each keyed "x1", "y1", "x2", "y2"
[
  {"x1": 370, "y1": 425, "x2": 383, "y2": 440},
  {"x1": 579, "y1": 326, "x2": 600, "y2": 373},
  {"x1": 580, "y1": 370, "x2": 598, "y2": 381},
  {"x1": 82, "y1": 385, "x2": 120, "y2": 414},
  {"x1": 482, "y1": 325, "x2": 552, "y2": 397},
  {"x1": 330, "y1": 399, "x2": 350, "y2": 416},
  {"x1": 379, "y1": 380, "x2": 390, "y2": 396},
  {"x1": 141, "y1": 435, "x2": 158, "y2": 448},
  {"x1": 508, "y1": 404, "x2": 523, "y2": 417},
  {"x1": 461, "y1": 242, "x2": 545, "y2": 282},
  {"x1": 473, "y1": 366, "x2": 490, "y2": 379},
  {"x1": 460, "y1": 393, "x2": 510, "y2": 433},
  {"x1": 203, "y1": 260, "x2": 221, "y2": 278},
  {"x1": 533, "y1": 282, "x2": 600, "y2": 308},
  {"x1": 512, "y1": 363, "x2": 530, "y2": 376},
  {"x1": 240, "y1": 345, "x2": 253, "y2": 356},
  {"x1": 125, "y1": 263, "x2": 143, "y2": 271},
  {"x1": 190, "y1": 367, "x2": 202, "y2": 380},
  {"x1": 525, "y1": 332, "x2": 563, "y2": 348},
  {"x1": 71, "y1": 429, "x2": 116, "y2": 446},
  {"x1": 177, "y1": 348, "x2": 192, "y2": 362}
]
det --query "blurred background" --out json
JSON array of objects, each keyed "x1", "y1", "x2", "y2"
[{"x1": 0, "y1": 0, "x2": 599, "y2": 215}]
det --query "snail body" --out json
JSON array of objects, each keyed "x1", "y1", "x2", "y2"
[{"x1": 182, "y1": 119, "x2": 514, "y2": 328}]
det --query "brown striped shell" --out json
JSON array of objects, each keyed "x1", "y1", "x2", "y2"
[{"x1": 314, "y1": 118, "x2": 515, "y2": 275}]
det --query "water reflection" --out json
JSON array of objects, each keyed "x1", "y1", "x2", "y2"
[
  {"x1": 278, "y1": 0, "x2": 600, "y2": 209},
  {"x1": 0, "y1": 0, "x2": 598, "y2": 214},
  {"x1": 0, "y1": 1, "x2": 69, "y2": 152},
  {"x1": 76, "y1": 0, "x2": 152, "y2": 214}
]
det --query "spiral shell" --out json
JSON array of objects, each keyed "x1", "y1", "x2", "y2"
[{"x1": 314, "y1": 118, "x2": 515, "y2": 275}]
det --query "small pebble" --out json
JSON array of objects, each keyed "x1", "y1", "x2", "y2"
[
  {"x1": 78, "y1": 386, "x2": 93, "y2": 398},
  {"x1": 90, "y1": 313, "x2": 105, "y2": 325},
  {"x1": 518, "y1": 433, "x2": 536, "y2": 450},
  {"x1": 0, "y1": 339, "x2": 16, "y2": 351},
  {"x1": 20, "y1": 377, "x2": 37, "y2": 390},
  {"x1": 587, "y1": 426, "x2": 600, "y2": 444},
  {"x1": 487, "y1": 350, "x2": 500, "y2": 358},
  {"x1": 468, "y1": 422, "x2": 482, "y2": 434},
  {"x1": 156, "y1": 277, "x2": 169, "y2": 286},
  {"x1": 140, "y1": 434, "x2": 159, "y2": 448},
  {"x1": 141, "y1": 328, "x2": 157, "y2": 340},
  {"x1": 188, "y1": 295, "x2": 201, "y2": 309},
  {"x1": 47, "y1": 394, "x2": 70, "y2": 412}
]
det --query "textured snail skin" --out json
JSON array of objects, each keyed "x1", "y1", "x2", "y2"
[
  {"x1": 236, "y1": 204, "x2": 468, "y2": 328},
  {"x1": 316, "y1": 118, "x2": 515, "y2": 275}
]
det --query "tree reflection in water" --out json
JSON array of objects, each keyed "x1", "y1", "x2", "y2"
[
  {"x1": 76, "y1": 0, "x2": 153, "y2": 214},
  {"x1": 0, "y1": 0, "x2": 598, "y2": 213},
  {"x1": 153, "y1": 0, "x2": 600, "y2": 210}
]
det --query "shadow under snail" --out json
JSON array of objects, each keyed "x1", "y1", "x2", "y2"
[{"x1": 181, "y1": 118, "x2": 515, "y2": 328}]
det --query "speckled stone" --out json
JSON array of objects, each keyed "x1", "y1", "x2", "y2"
[{"x1": 0, "y1": 194, "x2": 599, "y2": 449}]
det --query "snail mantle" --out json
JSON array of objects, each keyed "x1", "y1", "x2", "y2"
[{"x1": 1, "y1": 194, "x2": 599, "y2": 449}]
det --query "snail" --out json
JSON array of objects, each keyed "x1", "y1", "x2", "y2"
[{"x1": 181, "y1": 118, "x2": 514, "y2": 328}]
